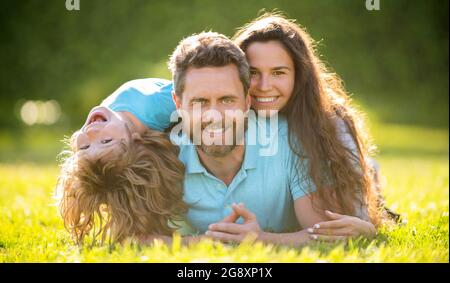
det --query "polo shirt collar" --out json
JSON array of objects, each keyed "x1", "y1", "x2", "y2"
[
  {"x1": 242, "y1": 131, "x2": 258, "y2": 170},
  {"x1": 182, "y1": 138, "x2": 207, "y2": 174}
]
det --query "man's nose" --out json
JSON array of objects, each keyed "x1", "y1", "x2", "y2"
[{"x1": 202, "y1": 107, "x2": 223, "y2": 124}]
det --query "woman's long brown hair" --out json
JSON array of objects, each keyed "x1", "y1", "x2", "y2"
[{"x1": 234, "y1": 12, "x2": 384, "y2": 225}]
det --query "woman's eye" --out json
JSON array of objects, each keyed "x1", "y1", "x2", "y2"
[
  {"x1": 101, "y1": 138, "x2": 113, "y2": 144},
  {"x1": 79, "y1": 145, "x2": 90, "y2": 150},
  {"x1": 273, "y1": 71, "x2": 285, "y2": 76},
  {"x1": 250, "y1": 70, "x2": 258, "y2": 76}
]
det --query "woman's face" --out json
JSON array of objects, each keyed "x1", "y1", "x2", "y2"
[{"x1": 246, "y1": 40, "x2": 295, "y2": 114}]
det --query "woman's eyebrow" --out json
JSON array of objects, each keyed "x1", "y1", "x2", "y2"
[{"x1": 272, "y1": 66, "x2": 291, "y2": 71}]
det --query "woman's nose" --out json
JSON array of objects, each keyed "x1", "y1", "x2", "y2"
[{"x1": 258, "y1": 74, "x2": 272, "y2": 92}]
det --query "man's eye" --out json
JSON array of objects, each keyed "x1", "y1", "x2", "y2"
[
  {"x1": 273, "y1": 71, "x2": 285, "y2": 76},
  {"x1": 222, "y1": 98, "x2": 233, "y2": 104},
  {"x1": 101, "y1": 138, "x2": 113, "y2": 144},
  {"x1": 250, "y1": 70, "x2": 258, "y2": 76},
  {"x1": 192, "y1": 100, "x2": 206, "y2": 106}
]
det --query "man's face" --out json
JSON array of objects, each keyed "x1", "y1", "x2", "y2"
[{"x1": 178, "y1": 64, "x2": 250, "y2": 157}]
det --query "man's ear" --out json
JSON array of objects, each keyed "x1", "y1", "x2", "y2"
[
  {"x1": 245, "y1": 93, "x2": 251, "y2": 113},
  {"x1": 172, "y1": 91, "x2": 181, "y2": 109}
]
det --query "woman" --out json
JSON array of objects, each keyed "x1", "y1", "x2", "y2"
[{"x1": 229, "y1": 12, "x2": 397, "y2": 240}]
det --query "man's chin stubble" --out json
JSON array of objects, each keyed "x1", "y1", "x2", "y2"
[{"x1": 197, "y1": 144, "x2": 237, "y2": 158}]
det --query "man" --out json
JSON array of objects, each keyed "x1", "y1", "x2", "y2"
[{"x1": 143, "y1": 31, "x2": 330, "y2": 246}]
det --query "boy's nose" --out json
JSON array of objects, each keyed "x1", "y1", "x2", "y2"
[{"x1": 85, "y1": 127, "x2": 102, "y2": 141}]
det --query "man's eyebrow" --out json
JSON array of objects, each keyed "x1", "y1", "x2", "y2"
[
  {"x1": 190, "y1": 97, "x2": 208, "y2": 100},
  {"x1": 219, "y1": 95, "x2": 238, "y2": 99},
  {"x1": 189, "y1": 97, "x2": 209, "y2": 103}
]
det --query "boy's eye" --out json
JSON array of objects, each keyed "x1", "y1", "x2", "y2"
[
  {"x1": 101, "y1": 138, "x2": 113, "y2": 144},
  {"x1": 79, "y1": 145, "x2": 90, "y2": 150}
]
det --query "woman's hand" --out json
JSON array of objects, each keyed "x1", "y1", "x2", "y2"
[
  {"x1": 206, "y1": 203, "x2": 262, "y2": 243},
  {"x1": 307, "y1": 210, "x2": 376, "y2": 241}
]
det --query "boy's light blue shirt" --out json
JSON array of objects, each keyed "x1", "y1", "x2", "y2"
[
  {"x1": 176, "y1": 116, "x2": 314, "y2": 234},
  {"x1": 101, "y1": 78, "x2": 176, "y2": 132}
]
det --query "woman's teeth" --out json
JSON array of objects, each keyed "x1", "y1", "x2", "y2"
[{"x1": 255, "y1": 96, "x2": 278, "y2": 103}]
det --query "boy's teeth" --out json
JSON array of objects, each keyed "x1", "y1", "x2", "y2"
[
  {"x1": 90, "y1": 115, "x2": 106, "y2": 124},
  {"x1": 256, "y1": 97, "x2": 277, "y2": 103}
]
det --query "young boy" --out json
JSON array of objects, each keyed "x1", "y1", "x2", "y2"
[{"x1": 56, "y1": 78, "x2": 187, "y2": 245}]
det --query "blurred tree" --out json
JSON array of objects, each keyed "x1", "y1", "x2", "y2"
[{"x1": 0, "y1": 0, "x2": 448, "y2": 133}]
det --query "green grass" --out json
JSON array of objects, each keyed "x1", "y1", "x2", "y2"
[{"x1": 0, "y1": 122, "x2": 448, "y2": 262}]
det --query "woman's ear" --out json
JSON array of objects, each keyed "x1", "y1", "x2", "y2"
[{"x1": 172, "y1": 92, "x2": 181, "y2": 109}]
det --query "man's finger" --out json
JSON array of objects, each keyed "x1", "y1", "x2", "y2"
[
  {"x1": 209, "y1": 222, "x2": 246, "y2": 234},
  {"x1": 232, "y1": 203, "x2": 256, "y2": 221},
  {"x1": 205, "y1": 230, "x2": 241, "y2": 243},
  {"x1": 219, "y1": 203, "x2": 244, "y2": 223},
  {"x1": 220, "y1": 210, "x2": 240, "y2": 223}
]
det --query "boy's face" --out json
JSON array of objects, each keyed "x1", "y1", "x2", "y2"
[{"x1": 75, "y1": 106, "x2": 130, "y2": 161}]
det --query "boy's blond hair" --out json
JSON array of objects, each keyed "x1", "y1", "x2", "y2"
[{"x1": 56, "y1": 129, "x2": 187, "y2": 245}]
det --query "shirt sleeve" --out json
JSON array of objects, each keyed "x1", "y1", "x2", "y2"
[
  {"x1": 288, "y1": 155, "x2": 317, "y2": 200},
  {"x1": 279, "y1": 128, "x2": 317, "y2": 201},
  {"x1": 101, "y1": 78, "x2": 176, "y2": 132}
]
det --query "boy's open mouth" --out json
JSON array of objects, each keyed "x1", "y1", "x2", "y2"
[
  {"x1": 84, "y1": 108, "x2": 109, "y2": 129},
  {"x1": 88, "y1": 113, "x2": 107, "y2": 125}
]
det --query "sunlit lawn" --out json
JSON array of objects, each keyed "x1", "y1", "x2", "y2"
[{"x1": 0, "y1": 122, "x2": 448, "y2": 262}]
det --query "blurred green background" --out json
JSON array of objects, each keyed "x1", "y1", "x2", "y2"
[{"x1": 0, "y1": 0, "x2": 448, "y2": 163}]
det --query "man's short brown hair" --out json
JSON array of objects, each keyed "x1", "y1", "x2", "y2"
[{"x1": 168, "y1": 31, "x2": 250, "y2": 97}]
